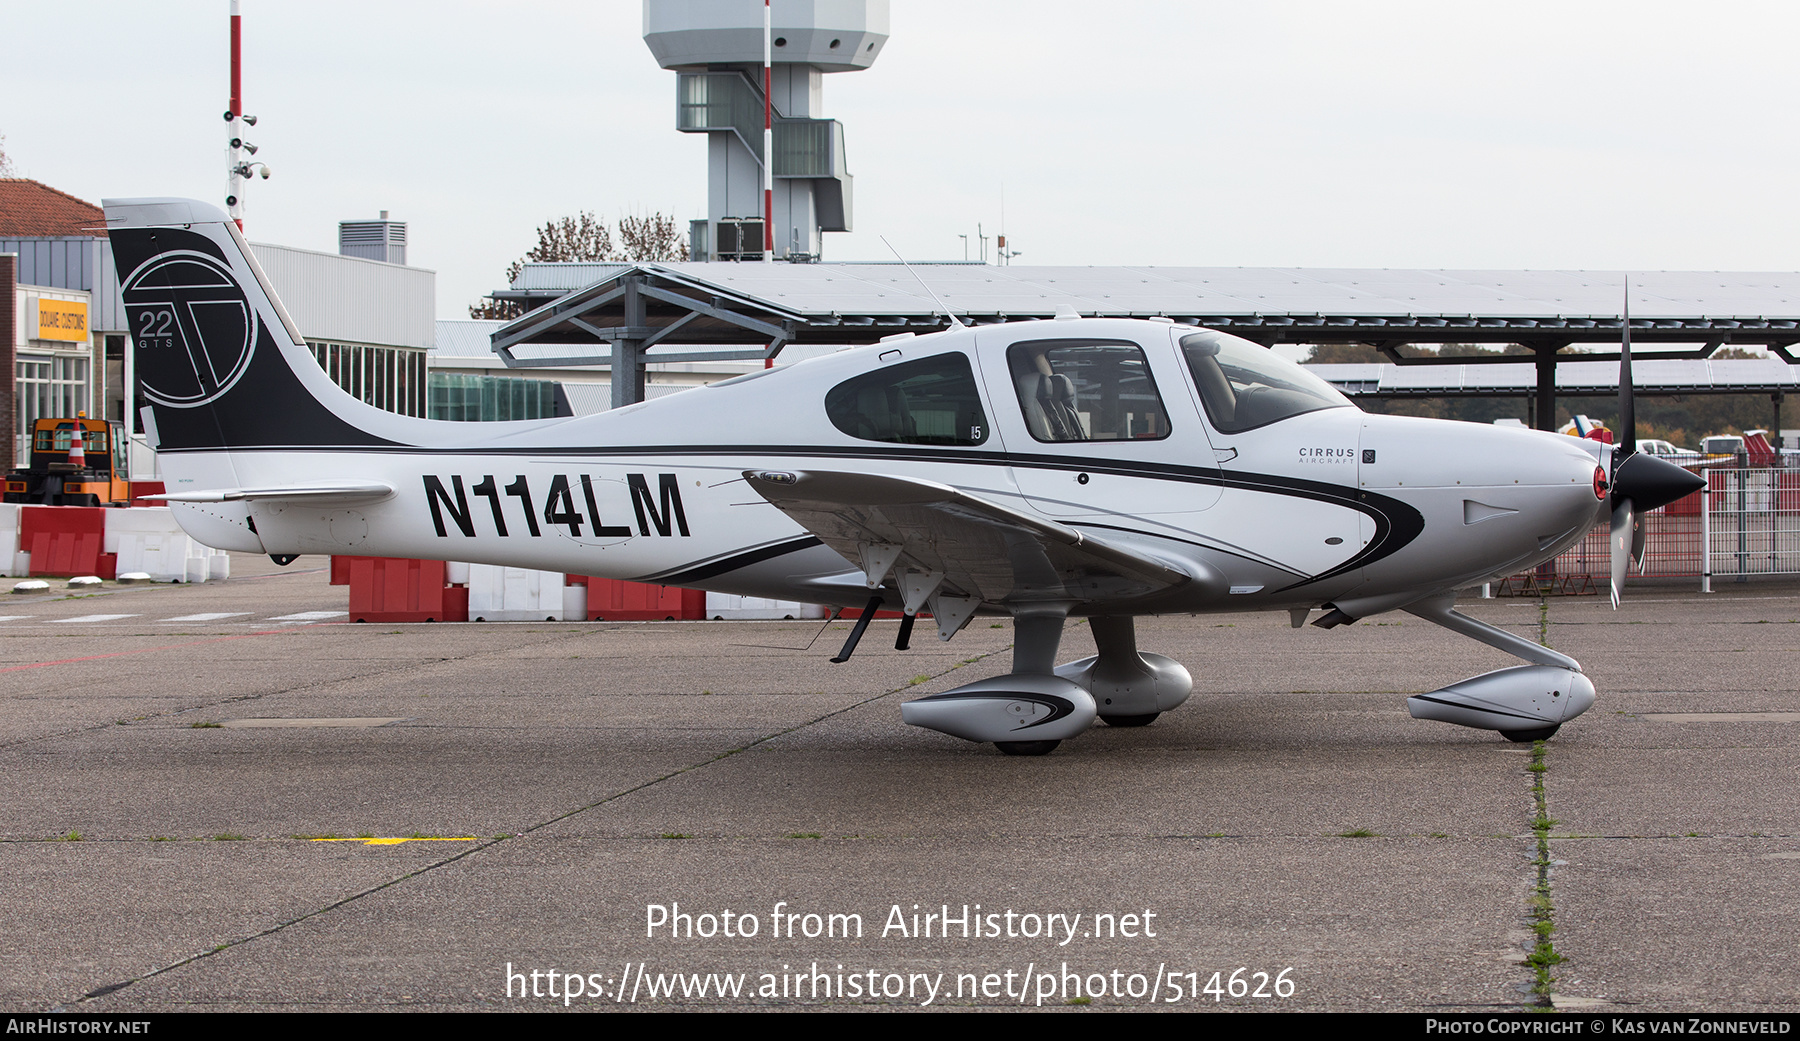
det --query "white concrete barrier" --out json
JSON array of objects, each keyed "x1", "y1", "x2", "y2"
[
  {"x1": 467, "y1": 564, "x2": 565, "y2": 621},
  {"x1": 105, "y1": 506, "x2": 229, "y2": 582},
  {"x1": 0, "y1": 504, "x2": 18, "y2": 577},
  {"x1": 562, "y1": 582, "x2": 588, "y2": 622},
  {"x1": 704, "y1": 592, "x2": 829, "y2": 620}
]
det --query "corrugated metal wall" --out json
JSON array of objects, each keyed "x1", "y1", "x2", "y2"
[
  {"x1": 0, "y1": 238, "x2": 96, "y2": 293},
  {"x1": 250, "y1": 242, "x2": 435, "y2": 349},
  {"x1": 93, "y1": 239, "x2": 125, "y2": 332}
]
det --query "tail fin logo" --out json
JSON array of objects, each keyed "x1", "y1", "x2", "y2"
[{"x1": 121, "y1": 250, "x2": 256, "y2": 408}]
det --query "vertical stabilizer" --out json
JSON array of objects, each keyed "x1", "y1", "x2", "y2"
[{"x1": 103, "y1": 197, "x2": 395, "y2": 453}]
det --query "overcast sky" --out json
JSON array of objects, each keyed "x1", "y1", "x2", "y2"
[{"x1": 5, "y1": 1, "x2": 1800, "y2": 319}]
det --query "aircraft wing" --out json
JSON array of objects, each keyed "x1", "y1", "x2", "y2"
[{"x1": 742, "y1": 469, "x2": 1190, "y2": 605}]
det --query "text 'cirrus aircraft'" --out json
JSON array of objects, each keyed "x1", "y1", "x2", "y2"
[{"x1": 105, "y1": 198, "x2": 1702, "y2": 755}]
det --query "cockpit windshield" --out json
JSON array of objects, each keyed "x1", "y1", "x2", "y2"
[{"x1": 1180, "y1": 332, "x2": 1354, "y2": 434}]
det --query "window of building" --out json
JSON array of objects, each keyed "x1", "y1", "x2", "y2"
[
  {"x1": 307, "y1": 340, "x2": 428, "y2": 417},
  {"x1": 14, "y1": 353, "x2": 89, "y2": 466},
  {"x1": 427, "y1": 373, "x2": 564, "y2": 422}
]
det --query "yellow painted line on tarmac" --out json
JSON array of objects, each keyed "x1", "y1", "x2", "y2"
[{"x1": 311, "y1": 837, "x2": 479, "y2": 846}]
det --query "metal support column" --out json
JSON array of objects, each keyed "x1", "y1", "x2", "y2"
[
  {"x1": 1701, "y1": 473, "x2": 1712, "y2": 592},
  {"x1": 611, "y1": 274, "x2": 647, "y2": 409},
  {"x1": 1736, "y1": 454, "x2": 1749, "y2": 582},
  {"x1": 1532, "y1": 344, "x2": 1562, "y2": 582},
  {"x1": 1534, "y1": 346, "x2": 1558, "y2": 432}
]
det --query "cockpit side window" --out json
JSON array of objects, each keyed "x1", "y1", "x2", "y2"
[
  {"x1": 825, "y1": 352, "x2": 989, "y2": 446},
  {"x1": 1005, "y1": 340, "x2": 1170, "y2": 443},
  {"x1": 1180, "y1": 332, "x2": 1354, "y2": 434}
]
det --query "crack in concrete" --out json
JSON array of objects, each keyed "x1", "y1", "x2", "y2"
[{"x1": 1525, "y1": 597, "x2": 1564, "y2": 1008}]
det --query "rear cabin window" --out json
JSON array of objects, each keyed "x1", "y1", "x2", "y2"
[
  {"x1": 825, "y1": 353, "x2": 990, "y2": 446},
  {"x1": 1006, "y1": 340, "x2": 1170, "y2": 443}
]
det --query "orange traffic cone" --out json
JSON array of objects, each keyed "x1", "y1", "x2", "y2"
[{"x1": 66, "y1": 418, "x2": 85, "y2": 470}]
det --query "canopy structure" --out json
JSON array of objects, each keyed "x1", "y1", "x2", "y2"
[
  {"x1": 1312, "y1": 358, "x2": 1800, "y2": 398},
  {"x1": 489, "y1": 263, "x2": 1800, "y2": 419}
]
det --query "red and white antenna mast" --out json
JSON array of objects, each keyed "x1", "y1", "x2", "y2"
[{"x1": 224, "y1": 0, "x2": 269, "y2": 231}]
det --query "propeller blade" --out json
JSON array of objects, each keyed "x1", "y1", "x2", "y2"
[
  {"x1": 1610, "y1": 497, "x2": 1636, "y2": 609},
  {"x1": 1619, "y1": 276, "x2": 1636, "y2": 457},
  {"x1": 1606, "y1": 448, "x2": 1703, "y2": 607}
]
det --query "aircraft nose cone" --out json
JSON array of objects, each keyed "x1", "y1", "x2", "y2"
[{"x1": 1612, "y1": 452, "x2": 1705, "y2": 514}]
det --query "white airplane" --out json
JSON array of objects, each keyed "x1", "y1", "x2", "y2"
[{"x1": 105, "y1": 198, "x2": 1703, "y2": 755}]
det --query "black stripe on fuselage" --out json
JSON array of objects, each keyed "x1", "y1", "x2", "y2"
[
  {"x1": 638, "y1": 535, "x2": 824, "y2": 586},
  {"x1": 167, "y1": 442, "x2": 1425, "y2": 587}
]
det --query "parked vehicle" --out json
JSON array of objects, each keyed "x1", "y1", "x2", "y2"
[
  {"x1": 1638, "y1": 439, "x2": 1702, "y2": 465},
  {"x1": 3, "y1": 417, "x2": 130, "y2": 507}
]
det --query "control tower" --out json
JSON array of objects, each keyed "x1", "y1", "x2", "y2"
[{"x1": 643, "y1": 0, "x2": 888, "y2": 261}]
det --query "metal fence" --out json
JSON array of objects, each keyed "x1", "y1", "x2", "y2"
[
  {"x1": 1491, "y1": 467, "x2": 1800, "y2": 595},
  {"x1": 1701, "y1": 468, "x2": 1800, "y2": 589}
]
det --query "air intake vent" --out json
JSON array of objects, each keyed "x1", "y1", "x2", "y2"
[{"x1": 338, "y1": 217, "x2": 407, "y2": 265}]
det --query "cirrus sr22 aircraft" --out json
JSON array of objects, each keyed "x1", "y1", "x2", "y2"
[{"x1": 105, "y1": 198, "x2": 1703, "y2": 755}]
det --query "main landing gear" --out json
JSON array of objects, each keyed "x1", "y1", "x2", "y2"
[{"x1": 900, "y1": 610, "x2": 1193, "y2": 756}]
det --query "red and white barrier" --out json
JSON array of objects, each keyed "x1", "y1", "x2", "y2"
[{"x1": 0, "y1": 504, "x2": 230, "y2": 581}]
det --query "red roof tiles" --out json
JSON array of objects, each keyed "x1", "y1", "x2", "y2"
[{"x1": 0, "y1": 179, "x2": 105, "y2": 238}]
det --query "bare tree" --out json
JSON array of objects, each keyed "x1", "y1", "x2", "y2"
[
  {"x1": 617, "y1": 213, "x2": 688, "y2": 263},
  {"x1": 470, "y1": 211, "x2": 686, "y2": 319},
  {"x1": 0, "y1": 132, "x2": 15, "y2": 177},
  {"x1": 525, "y1": 212, "x2": 617, "y2": 267}
]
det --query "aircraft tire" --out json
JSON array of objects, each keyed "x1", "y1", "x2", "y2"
[
  {"x1": 1100, "y1": 713, "x2": 1159, "y2": 728},
  {"x1": 994, "y1": 740, "x2": 1060, "y2": 756},
  {"x1": 1499, "y1": 725, "x2": 1560, "y2": 743}
]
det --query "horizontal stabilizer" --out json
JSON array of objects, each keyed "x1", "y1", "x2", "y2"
[{"x1": 148, "y1": 481, "x2": 395, "y2": 506}]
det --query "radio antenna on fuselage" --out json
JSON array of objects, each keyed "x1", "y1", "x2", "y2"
[{"x1": 881, "y1": 235, "x2": 966, "y2": 330}]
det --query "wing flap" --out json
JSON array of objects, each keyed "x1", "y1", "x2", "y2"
[{"x1": 743, "y1": 469, "x2": 1189, "y2": 605}]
